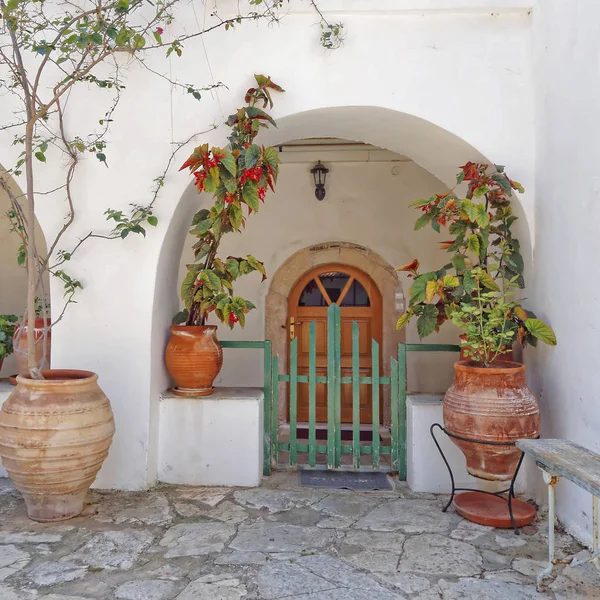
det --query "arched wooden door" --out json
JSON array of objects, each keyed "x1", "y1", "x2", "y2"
[{"x1": 288, "y1": 264, "x2": 383, "y2": 424}]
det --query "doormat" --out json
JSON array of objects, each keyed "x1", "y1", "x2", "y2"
[
  {"x1": 299, "y1": 470, "x2": 392, "y2": 491},
  {"x1": 295, "y1": 428, "x2": 379, "y2": 442}
]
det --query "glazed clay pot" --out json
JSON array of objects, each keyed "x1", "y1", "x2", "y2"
[
  {"x1": 165, "y1": 325, "x2": 223, "y2": 396},
  {"x1": 443, "y1": 361, "x2": 539, "y2": 481},
  {"x1": 0, "y1": 370, "x2": 115, "y2": 522},
  {"x1": 13, "y1": 318, "x2": 51, "y2": 376}
]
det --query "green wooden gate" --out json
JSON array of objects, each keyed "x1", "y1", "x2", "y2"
[
  {"x1": 221, "y1": 307, "x2": 460, "y2": 478},
  {"x1": 271, "y1": 303, "x2": 406, "y2": 474}
]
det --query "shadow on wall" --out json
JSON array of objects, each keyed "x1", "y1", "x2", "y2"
[{"x1": 0, "y1": 169, "x2": 50, "y2": 377}]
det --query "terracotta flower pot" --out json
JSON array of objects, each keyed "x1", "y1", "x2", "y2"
[
  {"x1": 443, "y1": 361, "x2": 539, "y2": 481},
  {"x1": 165, "y1": 325, "x2": 223, "y2": 396},
  {"x1": 13, "y1": 318, "x2": 51, "y2": 376},
  {"x1": 0, "y1": 370, "x2": 115, "y2": 522}
]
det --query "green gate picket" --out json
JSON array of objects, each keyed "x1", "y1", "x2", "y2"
[
  {"x1": 351, "y1": 321, "x2": 361, "y2": 469},
  {"x1": 289, "y1": 337, "x2": 298, "y2": 466},
  {"x1": 308, "y1": 321, "x2": 317, "y2": 468},
  {"x1": 371, "y1": 339, "x2": 380, "y2": 470}
]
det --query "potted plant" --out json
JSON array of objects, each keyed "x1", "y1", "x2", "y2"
[
  {"x1": 165, "y1": 75, "x2": 283, "y2": 396},
  {"x1": 396, "y1": 162, "x2": 557, "y2": 481},
  {"x1": 0, "y1": 314, "x2": 18, "y2": 373}
]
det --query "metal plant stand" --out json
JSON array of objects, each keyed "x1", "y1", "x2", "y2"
[{"x1": 430, "y1": 423, "x2": 529, "y2": 535}]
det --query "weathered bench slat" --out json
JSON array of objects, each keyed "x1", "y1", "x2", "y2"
[{"x1": 516, "y1": 439, "x2": 600, "y2": 497}]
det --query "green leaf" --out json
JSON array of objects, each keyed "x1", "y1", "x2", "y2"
[
  {"x1": 451, "y1": 254, "x2": 466, "y2": 274},
  {"x1": 147, "y1": 215, "x2": 158, "y2": 227},
  {"x1": 244, "y1": 145, "x2": 261, "y2": 169},
  {"x1": 396, "y1": 312, "x2": 411, "y2": 330},
  {"x1": 425, "y1": 279, "x2": 437, "y2": 303},
  {"x1": 441, "y1": 275, "x2": 460, "y2": 288},
  {"x1": 116, "y1": 0, "x2": 129, "y2": 11},
  {"x1": 247, "y1": 255, "x2": 267, "y2": 279},
  {"x1": 191, "y1": 209, "x2": 210, "y2": 225},
  {"x1": 132, "y1": 34, "x2": 146, "y2": 49},
  {"x1": 243, "y1": 182, "x2": 259, "y2": 213},
  {"x1": 6, "y1": 0, "x2": 18, "y2": 11},
  {"x1": 226, "y1": 258, "x2": 240, "y2": 279},
  {"x1": 478, "y1": 270, "x2": 500, "y2": 292},
  {"x1": 462, "y1": 270, "x2": 476, "y2": 294},
  {"x1": 172, "y1": 310, "x2": 188, "y2": 325},
  {"x1": 181, "y1": 270, "x2": 197, "y2": 309},
  {"x1": 417, "y1": 304, "x2": 438, "y2": 338},
  {"x1": 153, "y1": 31, "x2": 162, "y2": 44},
  {"x1": 244, "y1": 106, "x2": 276, "y2": 127},
  {"x1": 263, "y1": 146, "x2": 280, "y2": 168},
  {"x1": 35, "y1": 152, "x2": 46, "y2": 162},
  {"x1": 189, "y1": 219, "x2": 211, "y2": 236},
  {"x1": 220, "y1": 151, "x2": 237, "y2": 177},
  {"x1": 491, "y1": 172, "x2": 512, "y2": 194},
  {"x1": 200, "y1": 270, "x2": 222, "y2": 291},
  {"x1": 525, "y1": 318, "x2": 557, "y2": 346},
  {"x1": 409, "y1": 272, "x2": 437, "y2": 304},
  {"x1": 474, "y1": 204, "x2": 490, "y2": 228},
  {"x1": 414, "y1": 212, "x2": 433, "y2": 230},
  {"x1": 467, "y1": 234, "x2": 480, "y2": 255},
  {"x1": 229, "y1": 204, "x2": 242, "y2": 230},
  {"x1": 96, "y1": 152, "x2": 107, "y2": 163}
]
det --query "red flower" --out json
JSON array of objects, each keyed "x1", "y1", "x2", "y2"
[
  {"x1": 229, "y1": 313, "x2": 239, "y2": 324},
  {"x1": 193, "y1": 170, "x2": 206, "y2": 192},
  {"x1": 258, "y1": 187, "x2": 266, "y2": 201},
  {"x1": 224, "y1": 193, "x2": 235, "y2": 204},
  {"x1": 156, "y1": 27, "x2": 164, "y2": 35}
]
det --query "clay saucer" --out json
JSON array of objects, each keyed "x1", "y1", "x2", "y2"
[{"x1": 454, "y1": 491, "x2": 536, "y2": 529}]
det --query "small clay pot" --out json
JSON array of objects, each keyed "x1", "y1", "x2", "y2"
[
  {"x1": 165, "y1": 325, "x2": 223, "y2": 396},
  {"x1": 13, "y1": 318, "x2": 51, "y2": 376},
  {"x1": 0, "y1": 369, "x2": 115, "y2": 522},
  {"x1": 443, "y1": 361, "x2": 539, "y2": 481}
]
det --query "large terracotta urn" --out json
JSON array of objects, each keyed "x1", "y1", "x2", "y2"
[
  {"x1": 443, "y1": 361, "x2": 539, "y2": 481},
  {"x1": 165, "y1": 325, "x2": 223, "y2": 396},
  {"x1": 13, "y1": 318, "x2": 51, "y2": 376},
  {"x1": 0, "y1": 370, "x2": 115, "y2": 522}
]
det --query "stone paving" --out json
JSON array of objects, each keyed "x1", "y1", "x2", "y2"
[{"x1": 0, "y1": 473, "x2": 598, "y2": 599}]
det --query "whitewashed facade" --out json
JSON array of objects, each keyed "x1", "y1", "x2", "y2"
[{"x1": 0, "y1": 0, "x2": 598, "y2": 547}]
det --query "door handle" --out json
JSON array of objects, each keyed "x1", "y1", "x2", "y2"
[{"x1": 289, "y1": 317, "x2": 304, "y2": 340}]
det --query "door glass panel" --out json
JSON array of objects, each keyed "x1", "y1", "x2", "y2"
[
  {"x1": 319, "y1": 272, "x2": 350, "y2": 304},
  {"x1": 298, "y1": 279, "x2": 327, "y2": 306},
  {"x1": 340, "y1": 278, "x2": 370, "y2": 307}
]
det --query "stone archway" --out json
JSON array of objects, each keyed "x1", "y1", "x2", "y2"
[{"x1": 266, "y1": 241, "x2": 404, "y2": 425}]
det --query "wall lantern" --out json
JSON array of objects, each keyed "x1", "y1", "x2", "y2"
[{"x1": 310, "y1": 161, "x2": 329, "y2": 201}]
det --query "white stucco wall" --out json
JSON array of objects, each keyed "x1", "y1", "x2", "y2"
[
  {"x1": 0, "y1": 3, "x2": 535, "y2": 490},
  {"x1": 527, "y1": 0, "x2": 600, "y2": 547}
]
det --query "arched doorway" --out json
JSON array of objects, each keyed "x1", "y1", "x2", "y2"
[{"x1": 287, "y1": 264, "x2": 382, "y2": 424}]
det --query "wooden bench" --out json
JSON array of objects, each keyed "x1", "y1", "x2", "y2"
[{"x1": 516, "y1": 439, "x2": 600, "y2": 589}]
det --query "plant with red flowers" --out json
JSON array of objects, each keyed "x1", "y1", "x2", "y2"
[
  {"x1": 175, "y1": 75, "x2": 283, "y2": 329},
  {"x1": 396, "y1": 162, "x2": 556, "y2": 366}
]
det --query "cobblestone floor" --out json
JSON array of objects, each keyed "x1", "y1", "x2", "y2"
[{"x1": 0, "y1": 473, "x2": 598, "y2": 599}]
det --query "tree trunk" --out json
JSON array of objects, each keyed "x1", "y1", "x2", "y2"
[{"x1": 24, "y1": 120, "x2": 42, "y2": 379}]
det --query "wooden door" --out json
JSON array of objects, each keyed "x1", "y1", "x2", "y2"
[{"x1": 288, "y1": 264, "x2": 383, "y2": 424}]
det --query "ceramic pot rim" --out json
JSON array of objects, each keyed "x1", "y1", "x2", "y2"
[
  {"x1": 170, "y1": 325, "x2": 218, "y2": 332},
  {"x1": 16, "y1": 369, "x2": 97, "y2": 388},
  {"x1": 454, "y1": 360, "x2": 525, "y2": 374}
]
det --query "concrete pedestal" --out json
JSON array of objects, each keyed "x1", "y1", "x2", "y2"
[
  {"x1": 407, "y1": 394, "x2": 523, "y2": 494},
  {"x1": 158, "y1": 387, "x2": 264, "y2": 487}
]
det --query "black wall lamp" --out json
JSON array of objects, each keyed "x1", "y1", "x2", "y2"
[{"x1": 310, "y1": 161, "x2": 329, "y2": 201}]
